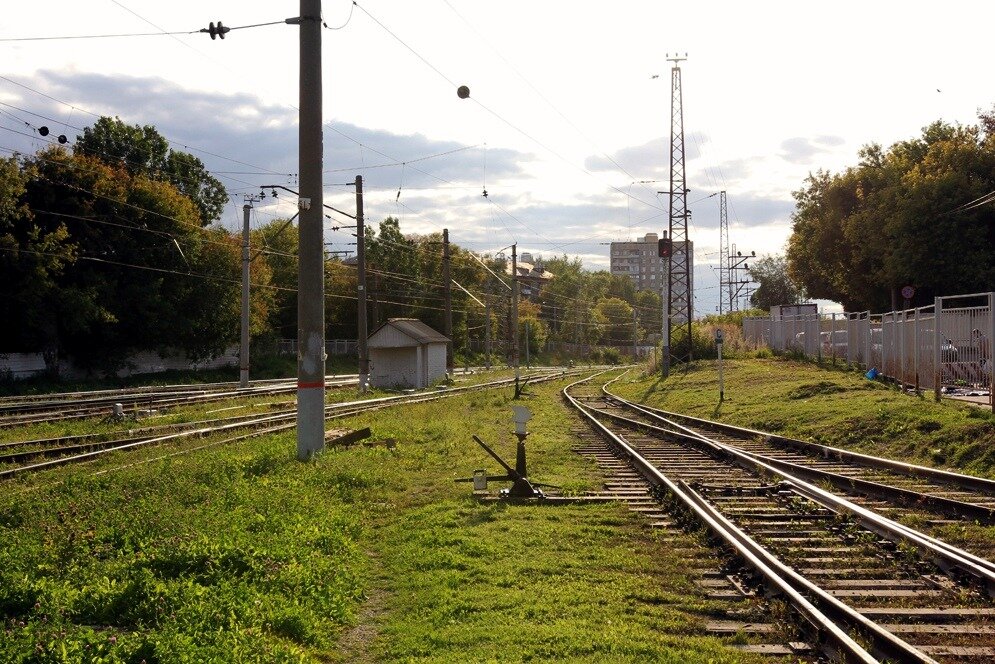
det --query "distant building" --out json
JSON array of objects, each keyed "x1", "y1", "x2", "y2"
[
  {"x1": 609, "y1": 233, "x2": 693, "y2": 296},
  {"x1": 368, "y1": 318, "x2": 449, "y2": 389},
  {"x1": 506, "y1": 256, "x2": 554, "y2": 300}
]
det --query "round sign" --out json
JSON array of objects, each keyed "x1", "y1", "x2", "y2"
[{"x1": 901, "y1": 285, "x2": 915, "y2": 300}]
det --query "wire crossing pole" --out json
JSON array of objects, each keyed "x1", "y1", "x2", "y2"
[
  {"x1": 666, "y1": 53, "x2": 692, "y2": 374},
  {"x1": 443, "y1": 228, "x2": 453, "y2": 373},
  {"x1": 240, "y1": 200, "x2": 252, "y2": 388},
  {"x1": 296, "y1": 0, "x2": 325, "y2": 460},
  {"x1": 355, "y1": 175, "x2": 369, "y2": 392}
]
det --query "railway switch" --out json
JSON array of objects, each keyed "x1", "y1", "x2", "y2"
[{"x1": 457, "y1": 406, "x2": 556, "y2": 499}]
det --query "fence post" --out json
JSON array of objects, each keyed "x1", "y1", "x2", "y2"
[
  {"x1": 899, "y1": 309, "x2": 906, "y2": 388},
  {"x1": 989, "y1": 293, "x2": 995, "y2": 412},
  {"x1": 934, "y1": 297, "x2": 942, "y2": 402},
  {"x1": 865, "y1": 313, "x2": 871, "y2": 371},
  {"x1": 913, "y1": 307, "x2": 920, "y2": 394}
]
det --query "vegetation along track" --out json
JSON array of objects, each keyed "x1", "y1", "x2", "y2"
[
  {"x1": 565, "y1": 372, "x2": 995, "y2": 662},
  {"x1": 0, "y1": 369, "x2": 582, "y2": 480},
  {"x1": 0, "y1": 375, "x2": 359, "y2": 427}
]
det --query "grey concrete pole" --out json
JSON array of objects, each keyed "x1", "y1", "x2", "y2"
[
  {"x1": 512, "y1": 244, "x2": 520, "y2": 393},
  {"x1": 525, "y1": 320, "x2": 530, "y2": 367},
  {"x1": 632, "y1": 307, "x2": 637, "y2": 360},
  {"x1": 443, "y1": 229, "x2": 453, "y2": 372},
  {"x1": 356, "y1": 175, "x2": 369, "y2": 392},
  {"x1": 484, "y1": 301, "x2": 491, "y2": 369},
  {"x1": 240, "y1": 203, "x2": 251, "y2": 388},
  {"x1": 296, "y1": 0, "x2": 325, "y2": 460}
]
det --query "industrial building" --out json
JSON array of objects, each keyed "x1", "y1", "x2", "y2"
[{"x1": 368, "y1": 318, "x2": 450, "y2": 389}]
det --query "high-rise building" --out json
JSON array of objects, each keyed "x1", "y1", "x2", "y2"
[{"x1": 609, "y1": 233, "x2": 693, "y2": 297}]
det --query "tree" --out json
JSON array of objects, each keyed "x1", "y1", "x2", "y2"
[
  {"x1": 749, "y1": 254, "x2": 805, "y2": 310},
  {"x1": 6, "y1": 146, "x2": 247, "y2": 371},
  {"x1": 0, "y1": 155, "x2": 76, "y2": 367},
  {"x1": 787, "y1": 115, "x2": 995, "y2": 311},
  {"x1": 75, "y1": 116, "x2": 228, "y2": 225},
  {"x1": 594, "y1": 297, "x2": 635, "y2": 344}
]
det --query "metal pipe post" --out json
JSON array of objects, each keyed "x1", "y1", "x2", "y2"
[
  {"x1": 296, "y1": 0, "x2": 325, "y2": 459},
  {"x1": 989, "y1": 293, "x2": 995, "y2": 411},
  {"x1": 355, "y1": 175, "x2": 369, "y2": 392},
  {"x1": 934, "y1": 297, "x2": 942, "y2": 402},
  {"x1": 240, "y1": 203, "x2": 251, "y2": 388}
]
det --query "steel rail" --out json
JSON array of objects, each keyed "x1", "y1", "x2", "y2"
[
  {"x1": 562, "y1": 374, "x2": 923, "y2": 664},
  {"x1": 588, "y1": 400, "x2": 995, "y2": 524},
  {"x1": 597, "y1": 388, "x2": 995, "y2": 594},
  {"x1": 1, "y1": 369, "x2": 584, "y2": 480},
  {"x1": 603, "y1": 380, "x2": 995, "y2": 496}
]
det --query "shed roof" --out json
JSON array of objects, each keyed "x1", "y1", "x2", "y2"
[{"x1": 368, "y1": 318, "x2": 450, "y2": 347}]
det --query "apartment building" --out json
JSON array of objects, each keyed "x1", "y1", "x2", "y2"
[{"x1": 609, "y1": 233, "x2": 693, "y2": 296}]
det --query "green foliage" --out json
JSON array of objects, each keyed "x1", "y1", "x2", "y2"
[
  {"x1": 0, "y1": 137, "x2": 271, "y2": 372},
  {"x1": 787, "y1": 116, "x2": 995, "y2": 311},
  {"x1": 748, "y1": 254, "x2": 805, "y2": 310},
  {"x1": 75, "y1": 117, "x2": 228, "y2": 225}
]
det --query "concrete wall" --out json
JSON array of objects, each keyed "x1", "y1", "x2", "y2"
[
  {"x1": 0, "y1": 346, "x2": 238, "y2": 380},
  {"x1": 424, "y1": 342, "x2": 447, "y2": 385},
  {"x1": 370, "y1": 342, "x2": 447, "y2": 389},
  {"x1": 370, "y1": 347, "x2": 418, "y2": 388}
]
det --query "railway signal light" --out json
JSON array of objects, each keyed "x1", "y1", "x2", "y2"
[{"x1": 658, "y1": 237, "x2": 673, "y2": 258}]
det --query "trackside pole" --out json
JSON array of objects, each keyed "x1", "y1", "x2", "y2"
[{"x1": 296, "y1": 0, "x2": 325, "y2": 460}]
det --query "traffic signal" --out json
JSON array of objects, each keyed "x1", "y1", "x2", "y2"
[{"x1": 658, "y1": 237, "x2": 673, "y2": 258}]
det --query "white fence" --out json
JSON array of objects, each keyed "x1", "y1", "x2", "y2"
[
  {"x1": 277, "y1": 339, "x2": 358, "y2": 356},
  {"x1": 744, "y1": 292, "x2": 995, "y2": 403},
  {"x1": 1, "y1": 346, "x2": 239, "y2": 380}
]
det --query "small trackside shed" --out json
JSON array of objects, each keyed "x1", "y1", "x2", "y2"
[{"x1": 368, "y1": 318, "x2": 450, "y2": 389}]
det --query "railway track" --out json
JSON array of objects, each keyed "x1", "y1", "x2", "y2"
[
  {"x1": 0, "y1": 369, "x2": 582, "y2": 481},
  {"x1": 565, "y1": 373, "x2": 995, "y2": 663},
  {"x1": 597, "y1": 376, "x2": 995, "y2": 561},
  {"x1": 0, "y1": 375, "x2": 359, "y2": 428}
]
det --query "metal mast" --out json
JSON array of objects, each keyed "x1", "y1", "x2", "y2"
[
  {"x1": 666, "y1": 53, "x2": 692, "y2": 372},
  {"x1": 718, "y1": 190, "x2": 729, "y2": 316}
]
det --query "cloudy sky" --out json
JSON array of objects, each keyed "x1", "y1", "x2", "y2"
[{"x1": 2, "y1": 1, "x2": 993, "y2": 314}]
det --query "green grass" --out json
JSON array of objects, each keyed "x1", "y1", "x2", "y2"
[
  {"x1": 0, "y1": 373, "x2": 774, "y2": 662},
  {"x1": 612, "y1": 358, "x2": 995, "y2": 478}
]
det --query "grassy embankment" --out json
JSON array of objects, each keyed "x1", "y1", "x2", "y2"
[
  {"x1": 612, "y1": 357, "x2": 995, "y2": 478},
  {"x1": 0, "y1": 372, "x2": 772, "y2": 662}
]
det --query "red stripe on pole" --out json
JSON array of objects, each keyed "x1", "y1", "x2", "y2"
[{"x1": 298, "y1": 381, "x2": 325, "y2": 389}]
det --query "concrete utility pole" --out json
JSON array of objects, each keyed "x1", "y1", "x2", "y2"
[
  {"x1": 525, "y1": 320, "x2": 530, "y2": 367},
  {"x1": 632, "y1": 307, "x2": 638, "y2": 360},
  {"x1": 443, "y1": 228, "x2": 453, "y2": 372},
  {"x1": 296, "y1": 0, "x2": 325, "y2": 460},
  {"x1": 484, "y1": 300, "x2": 491, "y2": 369},
  {"x1": 355, "y1": 175, "x2": 369, "y2": 392},
  {"x1": 511, "y1": 244, "x2": 520, "y2": 395},
  {"x1": 240, "y1": 200, "x2": 252, "y2": 389}
]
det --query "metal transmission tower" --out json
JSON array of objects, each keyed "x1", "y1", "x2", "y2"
[
  {"x1": 664, "y1": 53, "x2": 692, "y2": 376},
  {"x1": 717, "y1": 191, "x2": 729, "y2": 316}
]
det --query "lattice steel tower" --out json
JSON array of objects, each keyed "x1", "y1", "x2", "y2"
[
  {"x1": 718, "y1": 190, "x2": 729, "y2": 315},
  {"x1": 665, "y1": 53, "x2": 692, "y2": 375}
]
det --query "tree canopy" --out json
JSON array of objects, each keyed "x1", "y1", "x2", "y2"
[
  {"x1": 787, "y1": 116, "x2": 995, "y2": 311},
  {"x1": 749, "y1": 254, "x2": 805, "y2": 310},
  {"x1": 75, "y1": 117, "x2": 228, "y2": 225}
]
